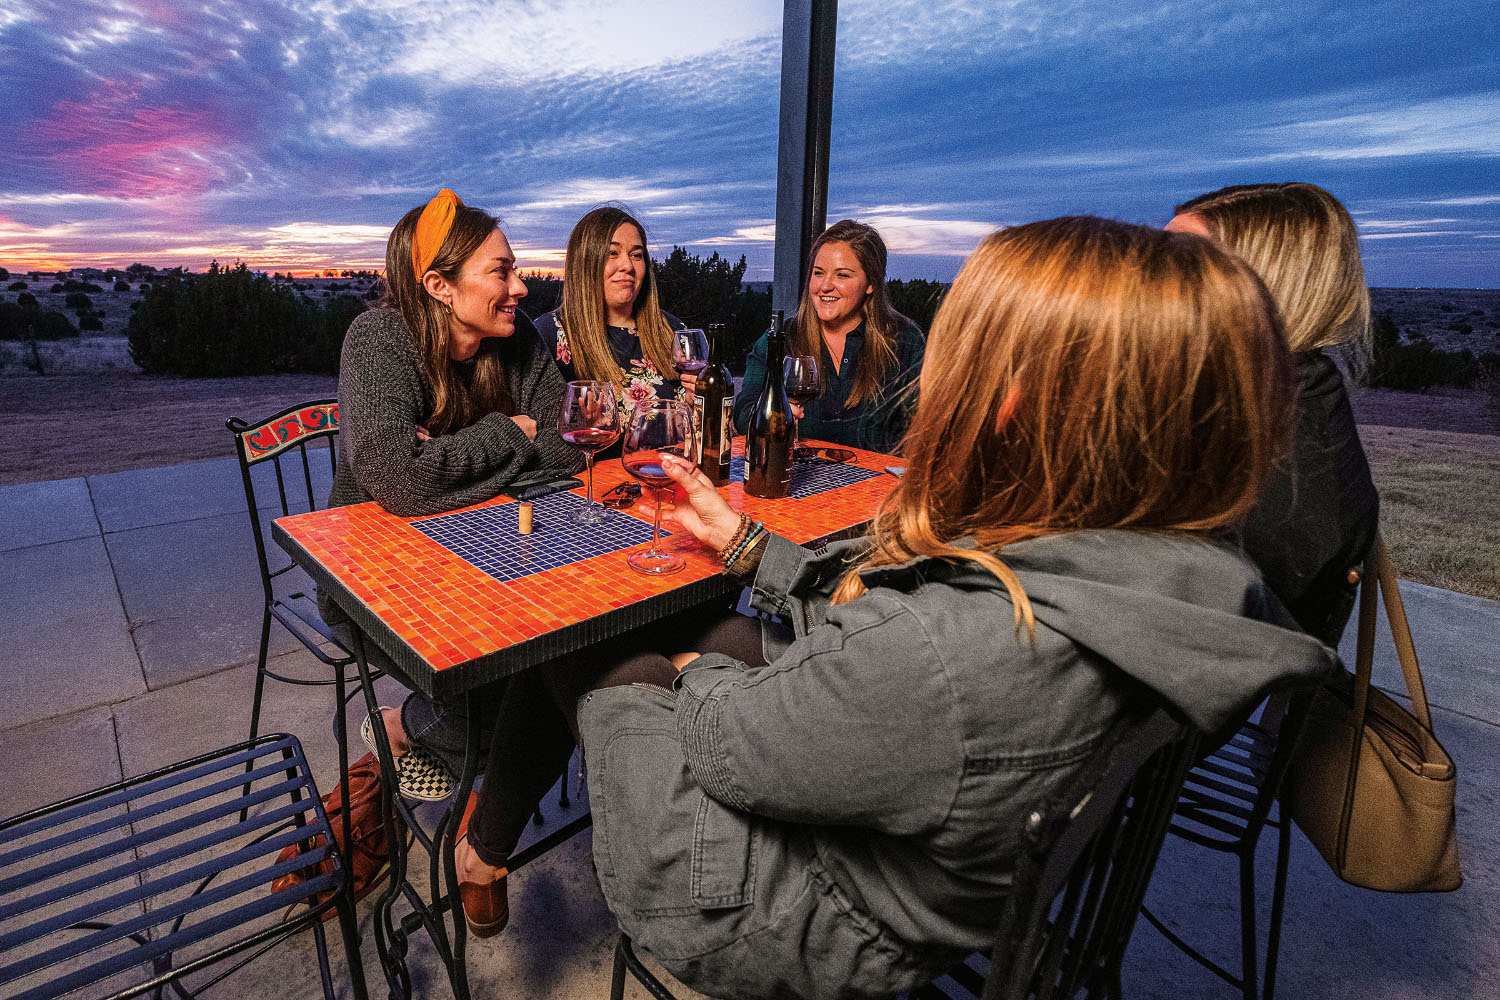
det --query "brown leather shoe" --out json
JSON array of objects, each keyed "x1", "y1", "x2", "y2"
[{"x1": 454, "y1": 791, "x2": 509, "y2": 937}]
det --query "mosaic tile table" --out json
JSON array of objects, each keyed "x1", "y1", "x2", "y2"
[{"x1": 272, "y1": 438, "x2": 898, "y2": 701}]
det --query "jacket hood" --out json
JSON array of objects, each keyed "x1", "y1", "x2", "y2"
[{"x1": 856, "y1": 530, "x2": 1338, "y2": 732}]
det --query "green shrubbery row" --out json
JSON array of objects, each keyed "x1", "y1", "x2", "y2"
[
  {"x1": 127, "y1": 262, "x2": 366, "y2": 376},
  {"x1": 1367, "y1": 313, "x2": 1500, "y2": 392}
]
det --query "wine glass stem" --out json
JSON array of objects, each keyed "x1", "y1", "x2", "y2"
[
  {"x1": 650, "y1": 489, "x2": 664, "y2": 550},
  {"x1": 793, "y1": 416, "x2": 800, "y2": 453},
  {"x1": 585, "y1": 451, "x2": 595, "y2": 505}
]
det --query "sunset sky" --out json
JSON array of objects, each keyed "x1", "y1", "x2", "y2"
[{"x1": 1, "y1": 0, "x2": 1496, "y2": 286}]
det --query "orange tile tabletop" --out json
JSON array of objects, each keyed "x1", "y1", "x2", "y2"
[{"x1": 272, "y1": 438, "x2": 898, "y2": 699}]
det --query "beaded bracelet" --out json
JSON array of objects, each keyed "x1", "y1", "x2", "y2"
[
  {"x1": 727, "y1": 526, "x2": 770, "y2": 578},
  {"x1": 717, "y1": 513, "x2": 752, "y2": 563},
  {"x1": 723, "y1": 521, "x2": 765, "y2": 568}
]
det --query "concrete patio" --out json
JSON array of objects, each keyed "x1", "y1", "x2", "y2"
[{"x1": 1, "y1": 453, "x2": 1495, "y2": 998}]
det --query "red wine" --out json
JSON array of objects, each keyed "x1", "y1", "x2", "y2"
[
  {"x1": 674, "y1": 360, "x2": 708, "y2": 376},
  {"x1": 623, "y1": 447, "x2": 692, "y2": 489},
  {"x1": 561, "y1": 427, "x2": 620, "y2": 452},
  {"x1": 696, "y1": 324, "x2": 734, "y2": 486},
  {"x1": 746, "y1": 311, "x2": 793, "y2": 498},
  {"x1": 785, "y1": 388, "x2": 818, "y2": 406}
]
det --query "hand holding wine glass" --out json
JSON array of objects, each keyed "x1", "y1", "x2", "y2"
[
  {"x1": 657, "y1": 453, "x2": 741, "y2": 552},
  {"x1": 622, "y1": 398, "x2": 696, "y2": 574},
  {"x1": 783, "y1": 354, "x2": 820, "y2": 459},
  {"x1": 558, "y1": 380, "x2": 620, "y2": 525}
]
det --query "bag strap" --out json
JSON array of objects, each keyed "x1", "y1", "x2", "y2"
[
  {"x1": 1336, "y1": 547, "x2": 1381, "y2": 870},
  {"x1": 1373, "y1": 534, "x2": 1435, "y2": 730}
]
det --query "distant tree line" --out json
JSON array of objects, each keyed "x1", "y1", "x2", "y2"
[{"x1": 127, "y1": 261, "x2": 364, "y2": 376}]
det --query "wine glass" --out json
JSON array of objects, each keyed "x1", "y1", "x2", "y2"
[
  {"x1": 621, "y1": 398, "x2": 696, "y2": 575},
  {"x1": 672, "y1": 328, "x2": 710, "y2": 379},
  {"x1": 558, "y1": 380, "x2": 620, "y2": 524},
  {"x1": 783, "y1": 354, "x2": 820, "y2": 460}
]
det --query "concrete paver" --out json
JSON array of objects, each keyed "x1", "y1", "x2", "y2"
[
  {"x1": 2, "y1": 535, "x2": 144, "y2": 728},
  {"x1": 0, "y1": 476, "x2": 98, "y2": 552}
]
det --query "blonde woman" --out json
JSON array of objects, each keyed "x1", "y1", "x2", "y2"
[
  {"x1": 533, "y1": 206, "x2": 687, "y2": 416},
  {"x1": 469, "y1": 216, "x2": 1336, "y2": 994},
  {"x1": 1167, "y1": 182, "x2": 1379, "y2": 645}
]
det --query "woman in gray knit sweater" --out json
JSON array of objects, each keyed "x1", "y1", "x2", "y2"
[{"x1": 319, "y1": 190, "x2": 582, "y2": 931}]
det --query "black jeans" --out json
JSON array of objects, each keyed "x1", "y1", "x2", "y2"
[{"x1": 465, "y1": 610, "x2": 767, "y2": 867}]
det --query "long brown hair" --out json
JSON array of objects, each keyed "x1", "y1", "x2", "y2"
[
  {"x1": 383, "y1": 201, "x2": 514, "y2": 434},
  {"x1": 1174, "y1": 182, "x2": 1371, "y2": 360},
  {"x1": 832, "y1": 216, "x2": 1295, "y2": 632},
  {"x1": 557, "y1": 206, "x2": 677, "y2": 384},
  {"x1": 793, "y1": 219, "x2": 904, "y2": 407}
]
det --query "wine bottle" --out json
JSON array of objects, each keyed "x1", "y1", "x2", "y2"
[
  {"x1": 696, "y1": 323, "x2": 735, "y2": 486},
  {"x1": 745, "y1": 311, "x2": 793, "y2": 498}
]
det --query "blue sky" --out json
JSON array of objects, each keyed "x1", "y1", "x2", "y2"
[{"x1": 0, "y1": 0, "x2": 1495, "y2": 286}]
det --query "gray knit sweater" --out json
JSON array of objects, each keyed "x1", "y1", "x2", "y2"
[{"x1": 327, "y1": 307, "x2": 583, "y2": 518}]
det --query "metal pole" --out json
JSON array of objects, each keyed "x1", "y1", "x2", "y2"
[{"x1": 772, "y1": 0, "x2": 838, "y2": 317}]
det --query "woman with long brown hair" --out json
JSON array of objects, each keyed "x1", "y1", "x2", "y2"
[
  {"x1": 533, "y1": 206, "x2": 687, "y2": 416},
  {"x1": 468, "y1": 216, "x2": 1335, "y2": 993},
  {"x1": 1166, "y1": 181, "x2": 1379, "y2": 645},
  {"x1": 317, "y1": 189, "x2": 582, "y2": 929},
  {"x1": 733, "y1": 219, "x2": 925, "y2": 453}
]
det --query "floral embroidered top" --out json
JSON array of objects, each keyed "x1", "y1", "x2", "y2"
[{"x1": 533, "y1": 308, "x2": 687, "y2": 417}]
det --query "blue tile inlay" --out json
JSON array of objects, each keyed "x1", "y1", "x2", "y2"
[
  {"x1": 411, "y1": 492, "x2": 664, "y2": 584},
  {"x1": 728, "y1": 455, "x2": 881, "y2": 498}
]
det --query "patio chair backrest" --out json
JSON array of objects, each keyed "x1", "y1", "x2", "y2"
[
  {"x1": 226, "y1": 399, "x2": 340, "y2": 598},
  {"x1": 981, "y1": 707, "x2": 1199, "y2": 1000}
]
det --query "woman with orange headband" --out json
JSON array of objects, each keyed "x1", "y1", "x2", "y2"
[{"x1": 316, "y1": 190, "x2": 583, "y2": 928}]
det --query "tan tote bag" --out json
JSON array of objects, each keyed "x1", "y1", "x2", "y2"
[{"x1": 1284, "y1": 534, "x2": 1462, "y2": 892}]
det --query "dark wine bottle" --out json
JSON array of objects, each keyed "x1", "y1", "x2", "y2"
[
  {"x1": 696, "y1": 323, "x2": 734, "y2": 487},
  {"x1": 745, "y1": 311, "x2": 793, "y2": 498}
]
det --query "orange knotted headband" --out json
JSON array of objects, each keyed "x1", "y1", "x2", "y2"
[{"x1": 411, "y1": 188, "x2": 465, "y2": 281}]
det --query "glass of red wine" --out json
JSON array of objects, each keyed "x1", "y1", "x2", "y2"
[
  {"x1": 783, "y1": 354, "x2": 820, "y2": 460},
  {"x1": 621, "y1": 398, "x2": 696, "y2": 575},
  {"x1": 672, "y1": 328, "x2": 710, "y2": 379},
  {"x1": 558, "y1": 380, "x2": 621, "y2": 525}
]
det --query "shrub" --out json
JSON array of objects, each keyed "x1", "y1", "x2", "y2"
[
  {"x1": 0, "y1": 303, "x2": 77, "y2": 340},
  {"x1": 127, "y1": 261, "x2": 366, "y2": 375},
  {"x1": 0, "y1": 267, "x2": 8, "y2": 281},
  {"x1": 115, "y1": 280, "x2": 131, "y2": 292},
  {"x1": 62, "y1": 279, "x2": 103, "y2": 293},
  {"x1": 50, "y1": 283, "x2": 64, "y2": 292},
  {"x1": 17, "y1": 291, "x2": 37, "y2": 309},
  {"x1": 78, "y1": 311, "x2": 104, "y2": 331},
  {"x1": 7, "y1": 281, "x2": 25, "y2": 291},
  {"x1": 1368, "y1": 313, "x2": 1483, "y2": 391},
  {"x1": 886, "y1": 278, "x2": 948, "y2": 334},
  {"x1": 65, "y1": 292, "x2": 94, "y2": 312}
]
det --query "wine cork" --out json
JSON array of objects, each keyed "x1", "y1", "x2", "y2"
[{"x1": 518, "y1": 501, "x2": 533, "y2": 534}]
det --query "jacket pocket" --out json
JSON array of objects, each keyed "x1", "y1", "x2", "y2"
[{"x1": 690, "y1": 794, "x2": 756, "y2": 908}]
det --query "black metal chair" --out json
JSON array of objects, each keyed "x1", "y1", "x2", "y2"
[
  {"x1": 610, "y1": 708, "x2": 1199, "y2": 1000},
  {"x1": 0, "y1": 734, "x2": 368, "y2": 1000},
  {"x1": 1138, "y1": 688, "x2": 1314, "y2": 1000},
  {"x1": 226, "y1": 400, "x2": 372, "y2": 778}
]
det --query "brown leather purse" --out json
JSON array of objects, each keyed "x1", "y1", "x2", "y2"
[
  {"x1": 271, "y1": 751, "x2": 400, "y2": 917},
  {"x1": 1284, "y1": 535, "x2": 1462, "y2": 892}
]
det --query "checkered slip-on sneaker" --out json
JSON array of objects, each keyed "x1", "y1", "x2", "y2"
[{"x1": 361, "y1": 709, "x2": 457, "y2": 802}]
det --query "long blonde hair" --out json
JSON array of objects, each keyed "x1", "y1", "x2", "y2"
[
  {"x1": 383, "y1": 201, "x2": 513, "y2": 434},
  {"x1": 1175, "y1": 182, "x2": 1371, "y2": 359},
  {"x1": 832, "y1": 216, "x2": 1295, "y2": 631},
  {"x1": 792, "y1": 219, "x2": 904, "y2": 407},
  {"x1": 557, "y1": 207, "x2": 677, "y2": 384}
]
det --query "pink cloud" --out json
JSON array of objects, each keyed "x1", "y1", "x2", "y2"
[{"x1": 41, "y1": 85, "x2": 246, "y2": 199}]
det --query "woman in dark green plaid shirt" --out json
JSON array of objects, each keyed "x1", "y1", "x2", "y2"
[{"x1": 734, "y1": 220, "x2": 925, "y2": 455}]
